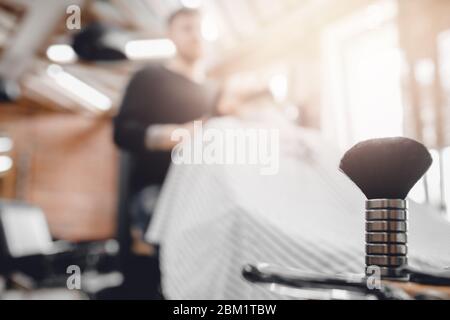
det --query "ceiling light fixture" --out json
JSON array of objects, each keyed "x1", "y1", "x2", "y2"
[
  {"x1": 46, "y1": 44, "x2": 77, "y2": 64},
  {"x1": 124, "y1": 39, "x2": 176, "y2": 60},
  {"x1": 47, "y1": 64, "x2": 112, "y2": 111}
]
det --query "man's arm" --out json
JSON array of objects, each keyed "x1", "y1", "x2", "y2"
[
  {"x1": 113, "y1": 115, "x2": 148, "y2": 153},
  {"x1": 114, "y1": 66, "x2": 219, "y2": 153},
  {"x1": 114, "y1": 104, "x2": 196, "y2": 153},
  {"x1": 113, "y1": 68, "x2": 186, "y2": 152},
  {"x1": 144, "y1": 123, "x2": 185, "y2": 151},
  {"x1": 113, "y1": 69, "x2": 151, "y2": 153}
]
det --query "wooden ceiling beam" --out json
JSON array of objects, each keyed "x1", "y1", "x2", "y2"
[{"x1": 0, "y1": 0, "x2": 84, "y2": 81}]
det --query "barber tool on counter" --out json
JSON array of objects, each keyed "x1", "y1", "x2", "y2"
[
  {"x1": 242, "y1": 263, "x2": 450, "y2": 300},
  {"x1": 242, "y1": 137, "x2": 450, "y2": 300},
  {"x1": 242, "y1": 264, "x2": 409, "y2": 300},
  {"x1": 339, "y1": 137, "x2": 432, "y2": 281}
]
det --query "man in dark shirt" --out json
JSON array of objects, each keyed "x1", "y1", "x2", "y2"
[
  {"x1": 112, "y1": 8, "x2": 218, "y2": 299},
  {"x1": 114, "y1": 8, "x2": 218, "y2": 194}
]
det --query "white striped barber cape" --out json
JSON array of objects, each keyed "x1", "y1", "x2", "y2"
[{"x1": 146, "y1": 117, "x2": 450, "y2": 299}]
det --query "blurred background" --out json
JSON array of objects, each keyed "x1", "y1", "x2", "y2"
[{"x1": 0, "y1": 0, "x2": 449, "y2": 299}]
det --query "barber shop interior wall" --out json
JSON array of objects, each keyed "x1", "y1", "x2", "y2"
[{"x1": 0, "y1": 106, "x2": 117, "y2": 241}]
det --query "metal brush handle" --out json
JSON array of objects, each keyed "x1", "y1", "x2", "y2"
[{"x1": 365, "y1": 199, "x2": 409, "y2": 281}]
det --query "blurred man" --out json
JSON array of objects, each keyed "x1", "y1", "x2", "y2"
[
  {"x1": 113, "y1": 8, "x2": 219, "y2": 299},
  {"x1": 115, "y1": 8, "x2": 217, "y2": 186}
]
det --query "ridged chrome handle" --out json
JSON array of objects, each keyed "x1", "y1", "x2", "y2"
[{"x1": 365, "y1": 199, "x2": 409, "y2": 281}]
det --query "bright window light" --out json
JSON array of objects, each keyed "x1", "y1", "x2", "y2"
[
  {"x1": 181, "y1": 0, "x2": 203, "y2": 9},
  {"x1": 0, "y1": 155, "x2": 13, "y2": 173},
  {"x1": 410, "y1": 147, "x2": 450, "y2": 219},
  {"x1": 46, "y1": 44, "x2": 77, "y2": 63},
  {"x1": 0, "y1": 137, "x2": 13, "y2": 153},
  {"x1": 347, "y1": 47, "x2": 404, "y2": 142},
  {"x1": 426, "y1": 149, "x2": 442, "y2": 206},
  {"x1": 202, "y1": 16, "x2": 219, "y2": 42},
  {"x1": 438, "y1": 29, "x2": 450, "y2": 89},
  {"x1": 414, "y1": 58, "x2": 435, "y2": 86},
  {"x1": 320, "y1": 1, "x2": 400, "y2": 150},
  {"x1": 125, "y1": 39, "x2": 176, "y2": 60},
  {"x1": 269, "y1": 74, "x2": 288, "y2": 102},
  {"x1": 47, "y1": 64, "x2": 112, "y2": 111}
]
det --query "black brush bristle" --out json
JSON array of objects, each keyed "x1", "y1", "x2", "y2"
[{"x1": 339, "y1": 137, "x2": 432, "y2": 199}]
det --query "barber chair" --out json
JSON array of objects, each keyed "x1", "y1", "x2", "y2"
[
  {"x1": 0, "y1": 152, "x2": 161, "y2": 300},
  {"x1": 96, "y1": 152, "x2": 162, "y2": 300},
  {"x1": 0, "y1": 201, "x2": 121, "y2": 299}
]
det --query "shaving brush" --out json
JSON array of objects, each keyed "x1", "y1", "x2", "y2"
[{"x1": 340, "y1": 137, "x2": 432, "y2": 280}]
